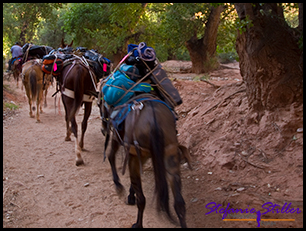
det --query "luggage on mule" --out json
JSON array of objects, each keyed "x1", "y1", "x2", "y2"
[
  {"x1": 149, "y1": 64, "x2": 183, "y2": 108},
  {"x1": 22, "y1": 43, "x2": 53, "y2": 61},
  {"x1": 102, "y1": 64, "x2": 153, "y2": 107},
  {"x1": 41, "y1": 54, "x2": 63, "y2": 76},
  {"x1": 126, "y1": 42, "x2": 182, "y2": 109},
  {"x1": 84, "y1": 49, "x2": 112, "y2": 79}
]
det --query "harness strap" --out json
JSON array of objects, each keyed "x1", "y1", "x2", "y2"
[{"x1": 62, "y1": 88, "x2": 95, "y2": 102}]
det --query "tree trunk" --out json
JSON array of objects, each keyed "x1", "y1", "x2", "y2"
[
  {"x1": 185, "y1": 36, "x2": 206, "y2": 74},
  {"x1": 235, "y1": 3, "x2": 303, "y2": 113},
  {"x1": 20, "y1": 22, "x2": 28, "y2": 45},
  {"x1": 185, "y1": 5, "x2": 223, "y2": 74}
]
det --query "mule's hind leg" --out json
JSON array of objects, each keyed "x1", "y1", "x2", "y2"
[
  {"x1": 24, "y1": 83, "x2": 34, "y2": 118},
  {"x1": 79, "y1": 102, "x2": 92, "y2": 149},
  {"x1": 62, "y1": 97, "x2": 72, "y2": 141},
  {"x1": 108, "y1": 136, "x2": 124, "y2": 193},
  {"x1": 129, "y1": 155, "x2": 145, "y2": 228},
  {"x1": 127, "y1": 184, "x2": 136, "y2": 205},
  {"x1": 165, "y1": 153, "x2": 187, "y2": 228},
  {"x1": 35, "y1": 89, "x2": 43, "y2": 123},
  {"x1": 70, "y1": 116, "x2": 83, "y2": 166}
]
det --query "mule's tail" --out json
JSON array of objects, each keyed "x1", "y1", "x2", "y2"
[
  {"x1": 149, "y1": 101, "x2": 172, "y2": 220},
  {"x1": 29, "y1": 70, "x2": 37, "y2": 111}
]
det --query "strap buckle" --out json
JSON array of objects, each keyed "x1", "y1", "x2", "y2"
[{"x1": 131, "y1": 101, "x2": 144, "y2": 111}]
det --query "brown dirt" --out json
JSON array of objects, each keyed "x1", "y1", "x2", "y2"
[{"x1": 3, "y1": 61, "x2": 303, "y2": 228}]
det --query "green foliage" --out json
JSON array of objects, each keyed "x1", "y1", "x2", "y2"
[
  {"x1": 236, "y1": 15, "x2": 254, "y2": 34},
  {"x1": 36, "y1": 6, "x2": 69, "y2": 48},
  {"x1": 3, "y1": 3, "x2": 63, "y2": 56},
  {"x1": 282, "y1": 3, "x2": 299, "y2": 28},
  {"x1": 4, "y1": 2, "x2": 298, "y2": 67},
  {"x1": 4, "y1": 102, "x2": 19, "y2": 111},
  {"x1": 156, "y1": 3, "x2": 212, "y2": 57},
  {"x1": 62, "y1": 3, "x2": 150, "y2": 55},
  {"x1": 216, "y1": 4, "x2": 238, "y2": 60}
]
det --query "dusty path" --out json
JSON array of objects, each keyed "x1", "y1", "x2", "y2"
[{"x1": 3, "y1": 81, "x2": 182, "y2": 228}]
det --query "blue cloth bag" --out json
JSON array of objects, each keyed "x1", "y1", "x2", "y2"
[
  {"x1": 127, "y1": 42, "x2": 156, "y2": 61},
  {"x1": 102, "y1": 65, "x2": 153, "y2": 107}
]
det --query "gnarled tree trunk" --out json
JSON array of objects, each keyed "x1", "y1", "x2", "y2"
[
  {"x1": 235, "y1": 3, "x2": 303, "y2": 113},
  {"x1": 185, "y1": 5, "x2": 223, "y2": 74}
]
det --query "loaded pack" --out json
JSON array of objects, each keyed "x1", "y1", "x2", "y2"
[
  {"x1": 102, "y1": 42, "x2": 182, "y2": 110},
  {"x1": 22, "y1": 43, "x2": 54, "y2": 61},
  {"x1": 99, "y1": 42, "x2": 183, "y2": 161},
  {"x1": 41, "y1": 47, "x2": 111, "y2": 80}
]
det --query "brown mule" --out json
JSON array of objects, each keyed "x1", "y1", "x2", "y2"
[
  {"x1": 11, "y1": 58, "x2": 22, "y2": 88},
  {"x1": 21, "y1": 59, "x2": 44, "y2": 122},
  {"x1": 59, "y1": 59, "x2": 98, "y2": 166},
  {"x1": 100, "y1": 96, "x2": 191, "y2": 228}
]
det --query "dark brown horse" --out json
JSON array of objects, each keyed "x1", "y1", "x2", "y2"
[
  {"x1": 11, "y1": 58, "x2": 22, "y2": 88},
  {"x1": 59, "y1": 58, "x2": 97, "y2": 165},
  {"x1": 56, "y1": 39, "x2": 110, "y2": 165},
  {"x1": 100, "y1": 95, "x2": 191, "y2": 228}
]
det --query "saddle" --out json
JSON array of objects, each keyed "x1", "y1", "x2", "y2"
[
  {"x1": 126, "y1": 42, "x2": 182, "y2": 109},
  {"x1": 22, "y1": 43, "x2": 54, "y2": 61},
  {"x1": 42, "y1": 48, "x2": 111, "y2": 81}
]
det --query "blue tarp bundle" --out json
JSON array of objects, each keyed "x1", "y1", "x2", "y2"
[{"x1": 102, "y1": 64, "x2": 152, "y2": 107}]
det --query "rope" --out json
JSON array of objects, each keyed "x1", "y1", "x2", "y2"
[{"x1": 140, "y1": 58, "x2": 177, "y2": 109}]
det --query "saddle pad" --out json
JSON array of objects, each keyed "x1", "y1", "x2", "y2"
[{"x1": 110, "y1": 96, "x2": 173, "y2": 131}]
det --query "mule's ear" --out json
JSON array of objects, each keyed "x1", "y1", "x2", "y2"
[
  {"x1": 69, "y1": 40, "x2": 74, "y2": 47},
  {"x1": 60, "y1": 38, "x2": 65, "y2": 48}
]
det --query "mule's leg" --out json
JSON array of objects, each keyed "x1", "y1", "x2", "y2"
[
  {"x1": 165, "y1": 153, "x2": 187, "y2": 228},
  {"x1": 15, "y1": 72, "x2": 19, "y2": 89},
  {"x1": 108, "y1": 136, "x2": 124, "y2": 193},
  {"x1": 127, "y1": 184, "x2": 136, "y2": 205},
  {"x1": 62, "y1": 97, "x2": 72, "y2": 141},
  {"x1": 24, "y1": 83, "x2": 34, "y2": 118},
  {"x1": 35, "y1": 84, "x2": 44, "y2": 122},
  {"x1": 20, "y1": 74, "x2": 23, "y2": 91},
  {"x1": 79, "y1": 102, "x2": 92, "y2": 149},
  {"x1": 71, "y1": 116, "x2": 83, "y2": 166},
  {"x1": 44, "y1": 84, "x2": 49, "y2": 107},
  {"x1": 129, "y1": 155, "x2": 145, "y2": 228}
]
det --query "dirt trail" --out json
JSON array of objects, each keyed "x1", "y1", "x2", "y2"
[
  {"x1": 3, "y1": 61, "x2": 303, "y2": 228},
  {"x1": 3, "y1": 81, "x2": 181, "y2": 228}
]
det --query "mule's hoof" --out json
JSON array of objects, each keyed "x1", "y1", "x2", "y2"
[
  {"x1": 36, "y1": 120, "x2": 41, "y2": 123},
  {"x1": 65, "y1": 137, "x2": 71, "y2": 141},
  {"x1": 126, "y1": 195, "x2": 136, "y2": 205},
  {"x1": 131, "y1": 223, "x2": 142, "y2": 228},
  {"x1": 75, "y1": 159, "x2": 84, "y2": 166},
  {"x1": 115, "y1": 183, "x2": 124, "y2": 195}
]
